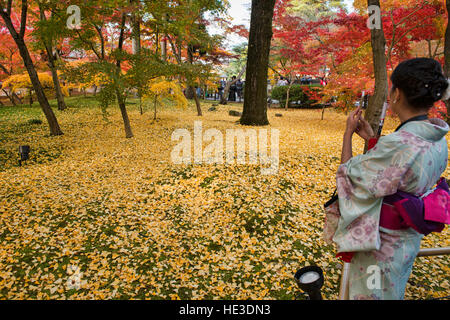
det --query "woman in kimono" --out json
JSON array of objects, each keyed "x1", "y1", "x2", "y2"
[{"x1": 324, "y1": 58, "x2": 450, "y2": 299}]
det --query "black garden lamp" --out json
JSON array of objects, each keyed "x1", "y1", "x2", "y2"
[
  {"x1": 18, "y1": 145, "x2": 30, "y2": 166},
  {"x1": 294, "y1": 266, "x2": 324, "y2": 300}
]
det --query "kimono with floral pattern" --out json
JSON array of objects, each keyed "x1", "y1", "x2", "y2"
[{"x1": 323, "y1": 118, "x2": 449, "y2": 300}]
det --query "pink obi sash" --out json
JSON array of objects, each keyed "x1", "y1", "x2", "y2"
[{"x1": 380, "y1": 177, "x2": 450, "y2": 235}]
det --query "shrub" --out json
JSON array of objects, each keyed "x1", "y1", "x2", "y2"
[
  {"x1": 27, "y1": 119, "x2": 43, "y2": 125},
  {"x1": 271, "y1": 85, "x2": 323, "y2": 108}
]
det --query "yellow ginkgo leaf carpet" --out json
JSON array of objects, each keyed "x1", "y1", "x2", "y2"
[{"x1": 0, "y1": 99, "x2": 448, "y2": 300}]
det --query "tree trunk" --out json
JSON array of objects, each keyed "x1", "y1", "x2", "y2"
[
  {"x1": 153, "y1": 95, "x2": 157, "y2": 120},
  {"x1": 116, "y1": 89, "x2": 134, "y2": 138},
  {"x1": 192, "y1": 86, "x2": 203, "y2": 116},
  {"x1": 444, "y1": 0, "x2": 450, "y2": 125},
  {"x1": 161, "y1": 38, "x2": 167, "y2": 61},
  {"x1": 47, "y1": 53, "x2": 67, "y2": 111},
  {"x1": 364, "y1": 0, "x2": 388, "y2": 152},
  {"x1": 115, "y1": 12, "x2": 133, "y2": 138},
  {"x1": 220, "y1": 81, "x2": 231, "y2": 105},
  {"x1": 185, "y1": 46, "x2": 195, "y2": 100},
  {"x1": 185, "y1": 87, "x2": 195, "y2": 100},
  {"x1": 39, "y1": 5, "x2": 66, "y2": 111},
  {"x1": 240, "y1": 0, "x2": 276, "y2": 126},
  {"x1": 0, "y1": 9, "x2": 63, "y2": 136},
  {"x1": 285, "y1": 82, "x2": 293, "y2": 110}
]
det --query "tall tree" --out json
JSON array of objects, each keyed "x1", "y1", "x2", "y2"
[
  {"x1": 240, "y1": 0, "x2": 276, "y2": 126},
  {"x1": 0, "y1": 0, "x2": 63, "y2": 136},
  {"x1": 187, "y1": 44, "x2": 202, "y2": 116},
  {"x1": 36, "y1": 1, "x2": 67, "y2": 111},
  {"x1": 159, "y1": 0, "x2": 227, "y2": 116},
  {"x1": 115, "y1": 12, "x2": 134, "y2": 138},
  {"x1": 64, "y1": 0, "x2": 136, "y2": 138}
]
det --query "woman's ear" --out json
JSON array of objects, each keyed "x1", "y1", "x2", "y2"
[{"x1": 393, "y1": 88, "x2": 401, "y2": 104}]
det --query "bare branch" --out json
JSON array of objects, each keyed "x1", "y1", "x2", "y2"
[
  {"x1": 0, "y1": 62, "x2": 10, "y2": 75},
  {"x1": 93, "y1": 24, "x2": 105, "y2": 60},
  {"x1": 394, "y1": 1, "x2": 428, "y2": 28},
  {"x1": 0, "y1": 7, "x2": 19, "y2": 40},
  {"x1": 394, "y1": 20, "x2": 432, "y2": 48},
  {"x1": 168, "y1": 36, "x2": 182, "y2": 64},
  {"x1": 73, "y1": 27, "x2": 102, "y2": 61}
]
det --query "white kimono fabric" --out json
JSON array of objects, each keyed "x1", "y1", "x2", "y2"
[{"x1": 324, "y1": 118, "x2": 449, "y2": 299}]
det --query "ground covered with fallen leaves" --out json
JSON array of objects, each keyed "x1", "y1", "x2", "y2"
[{"x1": 0, "y1": 97, "x2": 449, "y2": 300}]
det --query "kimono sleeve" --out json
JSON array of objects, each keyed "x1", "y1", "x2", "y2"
[{"x1": 332, "y1": 134, "x2": 415, "y2": 253}]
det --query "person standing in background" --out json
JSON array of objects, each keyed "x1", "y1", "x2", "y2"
[
  {"x1": 236, "y1": 79, "x2": 243, "y2": 102},
  {"x1": 229, "y1": 76, "x2": 237, "y2": 102}
]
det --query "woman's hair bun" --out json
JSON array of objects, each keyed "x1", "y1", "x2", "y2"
[
  {"x1": 428, "y1": 76, "x2": 449, "y2": 101},
  {"x1": 391, "y1": 58, "x2": 450, "y2": 110}
]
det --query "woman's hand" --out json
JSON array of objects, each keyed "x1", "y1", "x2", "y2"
[
  {"x1": 345, "y1": 106, "x2": 363, "y2": 135},
  {"x1": 341, "y1": 107, "x2": 361, "y2": 164},
  {"x1": 355, "y1": 114, "x2": 376, "y2": 141}
]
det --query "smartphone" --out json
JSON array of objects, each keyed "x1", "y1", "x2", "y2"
[{"x1": 362, "y1": 94, "x2": 369, "y2": 109}]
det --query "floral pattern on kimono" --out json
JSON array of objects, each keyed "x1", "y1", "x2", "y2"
[{"x1": 324, "y1": 118, "x2": 449, "y2": 300}]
